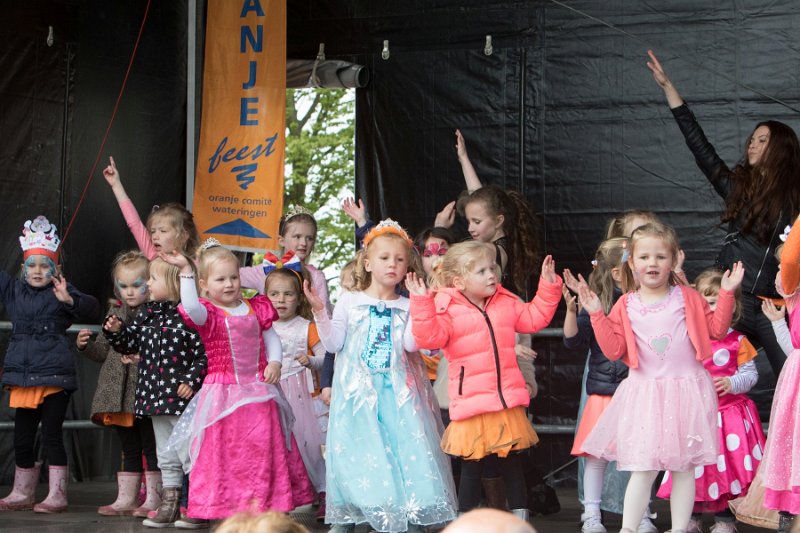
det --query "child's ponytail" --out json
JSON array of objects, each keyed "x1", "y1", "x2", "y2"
[{"x1": 588, "y1": 237, "x2": 632, "y2": 313}]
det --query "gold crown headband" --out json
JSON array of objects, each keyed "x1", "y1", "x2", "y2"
[{"x1": 362, "y1": 218, "x2": 413, "y2": 247}]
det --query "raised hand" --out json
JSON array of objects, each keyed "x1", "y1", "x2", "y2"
[
  {"x1": 646, "y1": 50, "x2": 684, "y2": 108},
  {"x1": 102, "y1": 156, "x2": 120, "y2": 186},
  {"x1": 52, "y1": 275, "x2": 74, "y2": 306},
  {"x1": 577, "y1": 282, "x2": 603, "y2": 314},
  {"x1": 434, "y1": 200, "x2": 456, "y2": 229},
  {"x1": 263, "y1": 361, "x2": 281, "y2": 384},
  {"x1": 405, "y1": 272, "x2": 428, "y2": 296},
  {"x1": 342, "y1": 197, "x2": 367, "y2": 227},
  {"x1": 455, "y1": 129, "x2": 469, "y2": 160},
  {"x1": 721, "y1": 261, "x2": 745, "y2": 291},
  {"x1": 562, "y1": 268, "x2": 584, "y2": 294},
  {"x1": 540, "y1": 255, "x2": 557, "y2": 284},
  {"x1": 104, "y1": 315, "x2": 123, "y2": 333},
  {"x1": 303, "y1": 280, "x2": 325, "y2": 313},
  {"x1": 562, "y1": 284, "x2": 577, "y2": 314},
  {"x1": 76, "y1": 329, "x2": 93, "y2": 350},
  {"x1": 159, "y1": 250, "x2": 190, "y2": 271}
]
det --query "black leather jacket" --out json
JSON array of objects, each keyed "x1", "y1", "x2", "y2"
[{"x1": 671, "y1": 103, "x2": 789, "y2": 298}]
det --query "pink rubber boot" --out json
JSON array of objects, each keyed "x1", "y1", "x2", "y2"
[
  {"x1": 0, "y1": 463, "x2": 41, "y2": 511},
  {"x1": 132, "y1": 471, "x2": 162, "y2": 518},
  {"x1": 33, "y1": 465, "x2": 68, "y2": 513},
  {"x1": 98, "y1": 471, "x2": 142, "y2": 516}
]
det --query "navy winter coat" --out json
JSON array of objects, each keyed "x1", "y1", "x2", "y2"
[{"x1": 1, "y1": 271, "x2": 100, "y2": 391}]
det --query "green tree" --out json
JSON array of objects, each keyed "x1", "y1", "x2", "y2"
[{"x1": 284, "y1": 88, "x2": 355, "y2": 279}]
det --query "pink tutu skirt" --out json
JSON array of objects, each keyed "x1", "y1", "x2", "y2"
[
  {"x1": 581, "y1": 371, "x2": 719, "y2": 472},
  {"x1": 762, "y1": 349, "x2": 800, "y2": 513},
  {"x1": 657, "y1": 395, "x2": 765, "y2": 511}
]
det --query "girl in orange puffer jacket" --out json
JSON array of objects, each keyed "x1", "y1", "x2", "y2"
[{"x1": 407, "y1": 241, "x2": 562, "y2": 521}]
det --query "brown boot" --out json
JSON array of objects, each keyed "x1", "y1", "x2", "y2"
[
  {"x1": 142, "y1": 486, "x2": 180, "y2": 528},
  {"x1": 481, "y1": 477, "x2": 507, "y2": 510}
]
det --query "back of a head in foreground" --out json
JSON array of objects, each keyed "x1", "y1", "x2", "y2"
[
  {"x1": 212, "y1": 511, "x2": 310, "y2": 533},
  {"x1": 443, "y1": 509, "x2": 537, "y2": 533}
]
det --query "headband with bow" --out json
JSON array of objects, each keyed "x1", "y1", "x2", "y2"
[{"x1": 262, "y1": 250, "x2": 303, "y2": 277}]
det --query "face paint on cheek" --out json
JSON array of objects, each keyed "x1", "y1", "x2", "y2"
[{"x1": 133, "y1": 278, "x2": 148, "y2": 295}]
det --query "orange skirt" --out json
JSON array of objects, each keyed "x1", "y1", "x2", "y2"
[
  {"x1": 93, "y1": 412, "x2": 135, "y2": 427},
  {"x1": 571, "y1": 394, "x2": 613, "y2": 456},
  {"x1": 442, "y1": 406, "x2": 538, "y2": 460},
  {"x1": 8, "y1": 386, "x2": 63, "y2": 409}
]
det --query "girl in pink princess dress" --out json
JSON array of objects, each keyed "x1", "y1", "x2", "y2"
[
  {"x1": 760, "y1": 217, "x2": 800, "y2": 532},
  {"x1": 163, "y1": 241, "x2": 315, "y2": 520},
  {"x1": 572, "y1": 222, "x2": 744, "y2": 533},
  {"x1": 657, "y1": 268, "x2": 767, "y2": 533}
]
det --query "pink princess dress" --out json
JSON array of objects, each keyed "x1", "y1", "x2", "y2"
[
  {"x1": 657, "y1": 330, "x2": 766, "y2": 511},
  {"x1": 761, "y1": 282, "x2": 800, "y2": 513},
  {"x1": 169, "y1": 296, "x2": 315, "y2": 519},
  {"x1": 581, "y1": 286, "x2": 720, "y2": 472}
]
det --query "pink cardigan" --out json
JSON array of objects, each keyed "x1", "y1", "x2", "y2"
[{"x1": 589, "y1": 285, "x2": 735, "y2": 368}]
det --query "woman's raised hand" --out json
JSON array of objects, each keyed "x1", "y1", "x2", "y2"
[
  {"x1": 646, "y1": 50, "x2": 684, "y2": 108},
  {"x1": 405, "y1": 272, "x2": 429, "y2": 296}
]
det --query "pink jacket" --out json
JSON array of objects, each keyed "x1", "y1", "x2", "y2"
[
  {"x1": 410, "y1": 277, "x2": 562, "y2": 421},
  {"x1": 589, "y1": 285, "x2": 735, "y2": 368}
]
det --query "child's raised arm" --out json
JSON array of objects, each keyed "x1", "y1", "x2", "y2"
[
  {"x1": 455, "y1": 129, "x2": 483, "y2": 193},
  {"x1": 103, "y1": 156, "x2": 157, "y2": 259},
  {"x1": 161, "y1": 251, "x2": 208, "y2": 326}
]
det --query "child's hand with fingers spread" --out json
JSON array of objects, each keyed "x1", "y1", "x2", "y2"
[
  {"x1": 104, "y1": 315, "x2": 123, "y2": 333},
  {"x1": 405, "y1": 272, "x2": 428, "y2": 296},
  {"x1": 721, "y1": 261, "x2": 745, "y2": 291},
  {"x1": 762, "y1": 299, "x2": 786, "y2": 322},
  {"x1": 562, "y1": 285, "x2": 577, "y2": 314},
  {"x1": 540, "y1": 255, "x2": 556, "y2": 284},
  {"x1": 303, "y1": 280, "x2": 324, "y2": 313},
  {"x1": 263, "y1": 361, "x2": 281, "y2": 384},
  {"x1": 52, "y1": 275, "x2": 74, "y2": 306},
  {"x1": 577, "y1": 283, "x2": 602, "y2": 314},
  {"x1": 342, "y1": 197, "x2": 367, "y2": 227},
  {"x1": 159, "y1": 251, "x2": 190, "y2": 271}
]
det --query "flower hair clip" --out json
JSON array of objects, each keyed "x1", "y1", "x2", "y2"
[
  {"x1": 284, "y1": 205, "x2": 313, "y2": 222},
  {"x1": 363, "y1": 218, "x2": 412, "y2": 247},
  {"x1": 780, "y1": 224, "x2": 792, "y2": 243},
  {"x1": 198, "y1": 238, "x2": 221, "y2": 252},
  {"x1": 620, "y1": 240, "x2": 630, "y2": 263},
  {"x1": 591, "y1": 259, "x2": 598, "y2": 269}
]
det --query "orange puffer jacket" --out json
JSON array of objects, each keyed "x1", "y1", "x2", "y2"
[{"x1": 410, "y1": 277, "x2": 562, "y2": 421}]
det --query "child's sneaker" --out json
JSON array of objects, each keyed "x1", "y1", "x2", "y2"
[
  {"x1": 142, "y1": 487, "x2": 180, "y2": 529},
  {"x1": 581, "y1": 510, "x2": 607, "y2": 533},
  {"x1": 709, "y1": 520, "x2": 736, "y2": 533},
  {"x1": 637, "y1": 514, "x2": 660, "y2": 533},
  {"x1": 684, "y1": 516, "x2": 703, "y2": 533}
]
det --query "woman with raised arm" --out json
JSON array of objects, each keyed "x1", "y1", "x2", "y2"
[{"x1": 647, "y1": 50, "x2": 800, "y2": 377}]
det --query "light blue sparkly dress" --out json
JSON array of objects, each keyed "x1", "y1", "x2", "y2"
[{"x1": 315, "y1": 291, "x2": 457, "y2": 532}]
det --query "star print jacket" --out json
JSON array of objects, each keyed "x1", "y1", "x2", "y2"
[{"x1": 104, "y1": 300, "x2": 207, "y2": 417}]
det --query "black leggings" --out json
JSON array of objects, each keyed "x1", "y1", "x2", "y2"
[
  {"x1": 458, "y1": 453, "x2": 527, "y2": 512},
  {"x1": 735, "y1": 292, "x2": 788, "y2": 377},
  {"x1": 116, "y1": 417, "x2": 159, "y2": 472},
  {"x1": 14, "y1": 390, "x2": 71, "y2": 468}
]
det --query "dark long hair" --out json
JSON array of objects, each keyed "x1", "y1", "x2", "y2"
[{"x1": 724, "y1": 120, "x2": 800, "y2": 243}]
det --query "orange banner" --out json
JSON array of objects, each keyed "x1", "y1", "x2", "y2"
[{"x1": 192, "y1": 0, "x2": 286, "y2": 252}]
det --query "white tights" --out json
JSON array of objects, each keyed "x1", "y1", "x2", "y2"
[
  {"x1": 583, "y1": 456, "x2": 608, "y2": 513},
  {"x1": 621, "y1": 470, "x2": 695, "y2": 531}
]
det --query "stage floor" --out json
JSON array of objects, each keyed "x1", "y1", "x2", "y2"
[{"x1": 1, "y1": 481, "x2": 767, "y2": 532}]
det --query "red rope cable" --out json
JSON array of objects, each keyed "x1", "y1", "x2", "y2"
[{"x1": 61, "y1": 0, "x2": 152, "y2": 243}]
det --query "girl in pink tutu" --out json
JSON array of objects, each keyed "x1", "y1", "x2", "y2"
[
  {"x1": 760, "y1": 217, "x2": 800, "y2": 532},
  {"x1": 163, "y1": 241, "x2": 315, "y2": 520},
  {"x1": 657, "y1": 268, "x2": 766, "y2": 533},
  {"x1": 263, "y1": 252, "x2": 328, "y2": 521},
  {"x1": 572, "y1": 222, "x2": 744, "y2": 533}
]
